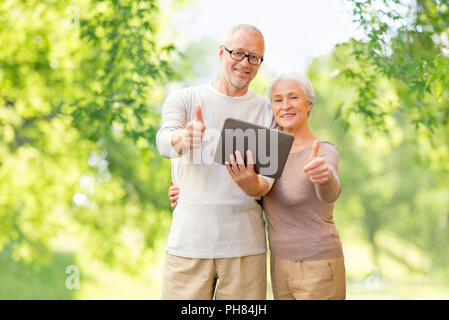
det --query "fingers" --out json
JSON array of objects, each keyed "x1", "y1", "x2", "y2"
[
  {"x1": 304, "y1": 164, "x2": 327, "y2": 176},
  {"x1": 246, "y1": 150, "x2": 255, "y2": 171},
  {"x1": 234, "y1": 151, "x2": 246, "y2": 171},
  {"x1": 186, "y1": 121, "x2": 206, "y2": 136},
  {"x1": 168, "y1": 187, "x2": 179, "y2": 197},
  {"x1": 185, "y1": 118, "x2": 205, "y2": 149},
  {"x1": 225, "y1": 161, "x2": 234, "y2": 177},
  {"x1": 303, "y1": 157, "x2": 325, "y2": 172},
  {"x1": 168, "y1": 184, "x2": 180, "y2": 209},
  {"x1": 225, "y1": 150, "x2": 257, "y2": 182},
  {"x1": 309, "y1": 140, "x2": 320, "y2": 161},
  {"x1": 303, "y1": 155, "x2": 330, "y2": 185},
  {"x1": 310, "y1": 177, "x2": 329, "y2": 185},
  {"x1": 168, "y1": 182, "x2": 180, "y2": 208},
  {"x1": 184, "y1": 106, "x2": 205, "y2": 151},
  {"x1": 195, "y1": 105, "x2": 204, "y2": 123},
  {"x1": 228, "y1": 153, "x2": 239, "y2": 174},
  {"x1": 310, "y1": 172, "x2": 329, "y2": 182}
]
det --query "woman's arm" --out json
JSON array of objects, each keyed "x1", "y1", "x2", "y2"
[
  {"x1": 314, "y1": 169, "x2": 341, "y2": 203},
  {"x1": 303, "y1": 140, "x2": 341, "y2": 204},
  {"x1": 168, "y1": 180, "x2": 180, "y2": 208}
]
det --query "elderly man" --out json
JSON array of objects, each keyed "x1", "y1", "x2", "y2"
[{"x1": 156, "y1": 24, "x2": 275, "y2": 300}]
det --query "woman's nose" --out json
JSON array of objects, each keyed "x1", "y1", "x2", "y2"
[{"x1": 280, "y1": 101, "x2": 291, "y2": 110}]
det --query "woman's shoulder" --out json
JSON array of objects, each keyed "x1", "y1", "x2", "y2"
[
  {"x1": 318, "y1": 140, "x2": 339, "y2": 156},
  {"x1": 320, "y1": 140, "x2": 337, "y2": 149}
]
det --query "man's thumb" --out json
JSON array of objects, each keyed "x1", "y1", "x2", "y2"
[
  {"x1": 310, "y1": 140, "x2": 320, "y2": 160},
  {"x1": 195, "y1": 105, "x2": 204, "y2": 123}
]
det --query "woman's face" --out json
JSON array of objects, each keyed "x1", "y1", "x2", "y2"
[{"x1": 270, "y1": 79, "x2": 313, "y2": 131}]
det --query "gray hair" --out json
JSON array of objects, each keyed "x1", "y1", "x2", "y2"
[
  {"x1": 267, "y1": 72, "x2": 315, "y2": 105},
  {"x1": 223, "y1": 24, "x2": 265, "y2": 52}
]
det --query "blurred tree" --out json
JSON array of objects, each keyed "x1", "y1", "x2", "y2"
[
  {"x1": 0, "y1": 0, "x2": 181, "y2": 273},
  {"x1": 308, "y1": 42, "x2": 449, "y2": 281},
  {"x1": 332, "y1": 2, "x2": 449, "y2": 278},
  {"x1": 343, "y1": 0, "x2": 449, "y2": 133}
]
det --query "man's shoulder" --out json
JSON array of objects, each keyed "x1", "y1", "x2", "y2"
[
  {"x1": 166, "y1": 83, "x2": 207, "y2": 97},
  {"x1": 248, "y1": 89, "x2": 269, "y2": 103},
  {"x1": 163, "y1": 84, "x2": 208, "y2": 106}
]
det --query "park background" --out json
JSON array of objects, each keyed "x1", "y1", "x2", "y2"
[{"x1": 1, "y1": 0, "x2": 449, "y2": 299}]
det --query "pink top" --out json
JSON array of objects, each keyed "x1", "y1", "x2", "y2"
[{"x1": 262, "y1": 141, "x2": 343, "y2": 261}]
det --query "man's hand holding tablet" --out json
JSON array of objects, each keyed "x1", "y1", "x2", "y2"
[
  {"x1": 225, "y1": 150, "x2": 270, "y2": 197},
  {"x1": 214, "y1": 118, "x2": 294, "y2": 179}
]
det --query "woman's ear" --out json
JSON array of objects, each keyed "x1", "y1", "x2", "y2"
[
  {"x1": 307, "y1": 102, "x2": 313, "y2": 117},
  {"x1": 308, "y1": 101, "x2": 313, "y2": 111}
]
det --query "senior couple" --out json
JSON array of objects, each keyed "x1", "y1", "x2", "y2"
[{"x1": 156, "y1": 24, "x2": 345, "y2": 300}]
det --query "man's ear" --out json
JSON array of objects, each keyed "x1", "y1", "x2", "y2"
[{"x1": 218, "y1": 45, "x2": 224, "y2": 61}]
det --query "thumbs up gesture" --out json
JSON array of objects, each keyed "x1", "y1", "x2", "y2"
[
  {"x1": 172, "y1": 105, "x2": 206, "y2": 154},
  {"x1": 303, "y1": 140, "x2": 331, "y2": 185}
]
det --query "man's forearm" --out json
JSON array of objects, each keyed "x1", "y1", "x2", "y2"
[
  {"x1": 156, "y1": 127, "x2": 187, "y2": 159},
  {"x1": 171, "y1": 129, "x2": 186, "y2": 155}
]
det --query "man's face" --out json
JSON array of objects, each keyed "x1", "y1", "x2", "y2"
[{"x1": 219, "y1": 30, "x2": 264, "y2": 90}]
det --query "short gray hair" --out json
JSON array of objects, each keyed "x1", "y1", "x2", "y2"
[
  {"x1": 267, "y1": 72, "x2": 315, "y2": 105},
  {"x1": 223, "y1": 24, "x2": 265, "y2": 52}
]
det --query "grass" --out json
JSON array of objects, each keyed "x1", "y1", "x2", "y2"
[
  {"x1": 1, "y1": 228, "x2": 449, "y2": 300},
  {"x1": 0, "y1": 247, "x2": 76, "y2": 299}
]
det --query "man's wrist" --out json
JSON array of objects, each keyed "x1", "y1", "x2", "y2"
[
  {"x1": 171, "y1": 130, "x2": 186, "y2": 155},
  {"x1": 247, "y1": 176, "x2": 268, "y2": 197}
]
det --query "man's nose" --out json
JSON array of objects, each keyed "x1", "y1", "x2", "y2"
[{"x1": 239, "y1": 56, "x2": 251, "y2": 68}]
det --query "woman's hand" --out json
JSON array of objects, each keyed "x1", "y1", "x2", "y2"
[
  {"x1": 303, "y1": 140, "x2": 332, "y2": 185},
  {"x1": 168, "y1": 180, "x2": 180, "y2": 208},
  {"x1": 225, "y1": 150, "x2": 268, "y2": 197}
]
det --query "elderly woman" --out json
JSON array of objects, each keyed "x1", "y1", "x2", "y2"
[{"x1": 168, "y1": 72, "x2": 345, "y2": 300}]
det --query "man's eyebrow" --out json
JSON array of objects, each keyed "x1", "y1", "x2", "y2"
[{"x1": 234, "y1": 48, "x2": 262, "y2": 56}]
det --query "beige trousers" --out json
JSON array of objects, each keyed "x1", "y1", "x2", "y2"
[
  {"x1": 161, "y1": 253, "x2": 267, "y2": 300},
  {"x1": 270, "y1": 255, "x2": 346, "y2": 300}
]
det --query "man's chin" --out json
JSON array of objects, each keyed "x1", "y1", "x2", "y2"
[{"x1": 230, "y1": 78, "x2": 250, "y2": 89}]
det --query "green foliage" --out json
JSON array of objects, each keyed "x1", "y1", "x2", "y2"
[
  {"x1": 2, "y1": 0, "x2": 449, "y2": 297},
  {"x1": 72, "y1": 0, "x2": 176, "y2": 144},
  {"x1": 308, "y1": 45, "x2": 449, "y2": 281},
  {"x1": 0, "y1": 0, "x2": 177, "y2": 273},
  {"x1": 343, "y1": 0, "x2": 449, "y2": 133}
]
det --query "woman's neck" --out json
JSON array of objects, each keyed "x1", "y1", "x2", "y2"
[{"x1": 284, "y1": 122, "x2": 316, "y2": 152}]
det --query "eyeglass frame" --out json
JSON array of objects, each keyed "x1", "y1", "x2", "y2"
[{"x1": 222, "y1": 45, "x2": 264, "y2": 66}]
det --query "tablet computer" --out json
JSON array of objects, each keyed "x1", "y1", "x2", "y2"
[{"x1": 213, "y1": 118, "x2": 294, "y2": 179}]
